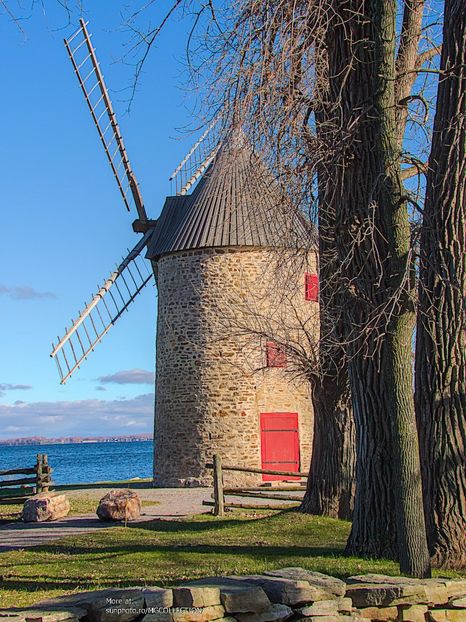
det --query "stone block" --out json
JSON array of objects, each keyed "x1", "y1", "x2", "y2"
[
  {"x1": 172, "y1": 587, "x2": 221, "y2": 608},
  {"x1": 235, "y1": 603, "x2": 294, "y2": 621},
  {"x1": 265, "y1": 568, "x2": 346, "y2": 597},
  {"x1": 143, "y1": 588, "x2": 173, "y2": 609},
  {"x1": 183, "y1": 578, "x2": 271, "y2": 613},
  {"x1": 450, "y1": 597, "x2": 466, "y2": 608},
  {"x1": 356, "y1": 605, "x2": 398, "y2": 620},
  {"x1": 233, "y1": 575, "x2": 328, "y2": 605},
  {"x1": 297, "y1": 600, "x2": 339, "y2": 617},
  {"x1": 96, "y1": 490, "x2": 141, "y2": 522},
  {"x1": 172, "y1": 605, "x2": 225, "y2": 621},
  {"x1": 346, "y1": 575, "x2": 449, "y2": 606},
  {"x1": 4, "y1": 612, "x2": 78, "y2": 622},
  {"x1": 436, "y1": 581, "x2": 466, "y2": 600},
  {"x1": 345, "y1": 584, "x2": 425, "y2": 608},
  {"x1": 22, "y1": 494, "x2": 70, "y2": 523},
  {"x1": 398, "y1": 604, "x2": 428, "y2": 622}
]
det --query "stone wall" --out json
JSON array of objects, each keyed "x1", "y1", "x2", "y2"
[
  {"x1": 153, "y1": 246, "x2": 318, "y2": 487},
  {"x1": 7, "y1": 569, "x2": 466, "y2": 621}
]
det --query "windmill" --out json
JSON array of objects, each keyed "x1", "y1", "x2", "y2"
[
  {"x1": 51, "y1": 19, "x2": 220, "y2": 384},
  {"x1": 52, "y1": 19, "x2": 317, "y2": 488}
]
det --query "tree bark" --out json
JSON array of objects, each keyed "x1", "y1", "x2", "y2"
[
  {"x1": 301, "y1": 98, "x2": 356, "y2": 521},
  {"x1": 302, "y1": 371, "x2": 355, "y2": 519},
  {"x1": 325, "y1": 0, "x2": 431, "y2": 576},
  {"x1": 415, "y1": 0, "x2": 466, "y2": 570}
]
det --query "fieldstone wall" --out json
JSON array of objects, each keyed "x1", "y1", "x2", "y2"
[
  {"x1": 153, "y1": 247, "x2": 318, "y2": 487},
  {"x1": 6, "y1": 569, "x2": 466, "y2": 621}
]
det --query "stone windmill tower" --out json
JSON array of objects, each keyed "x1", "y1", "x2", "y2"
[{"x1": 52, "y1": 20, "x2": 319, "y2": 486}]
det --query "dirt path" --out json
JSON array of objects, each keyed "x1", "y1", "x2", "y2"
[
  {"x1": 0, "y1": 487, "x2": 304, "y2": 552},
  {"x1": 0, "y1": 488, "x2": 211, "y2": 552}
]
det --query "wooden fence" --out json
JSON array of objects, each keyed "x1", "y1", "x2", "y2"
[
  {"x1": 204, "y1": 454, "x2": 307, "y2": 516},
  {"x1": 0, "y1": 454, "x2": 53, "y2": 506}
]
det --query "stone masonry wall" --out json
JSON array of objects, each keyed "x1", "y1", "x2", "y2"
[{"x1": 153, "y1": 246, "x2": 318, "y2": 487}]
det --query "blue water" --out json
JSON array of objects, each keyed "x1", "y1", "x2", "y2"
[{"x1": 0, "y1": 441, "x2": 153, "y2": 485}]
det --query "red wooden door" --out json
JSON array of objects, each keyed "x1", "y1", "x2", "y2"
[{"x1": 260, "y1": 412, "x2": 300, "y2": 481}]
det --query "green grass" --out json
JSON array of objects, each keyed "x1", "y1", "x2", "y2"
[{"x1": 1, "y1": 509, "x2": 463, "y2": 608}]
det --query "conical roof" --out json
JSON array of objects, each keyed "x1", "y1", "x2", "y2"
[{"x1": 146, "y1": 134, "x2": 314, "y2": 260}]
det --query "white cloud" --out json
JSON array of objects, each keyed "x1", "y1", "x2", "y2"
[
  {"x1": 98, "y1": 369, "x2": 155, "y2": 385},
  {"x1": 0, "y1": 394, "x2": 154, "y2": 440},
  {"x1": 0, "y1": 383, "x2": 32, "y2": 398},
  {"x1": 0, "y1": 285, "x2": 56, "y2": 300}
]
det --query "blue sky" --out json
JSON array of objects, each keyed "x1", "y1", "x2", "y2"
[{"x1": 0, "y1": 2, "x2": 197, "y2": 439}]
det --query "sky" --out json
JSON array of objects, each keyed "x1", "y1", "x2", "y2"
[{"x1": 0, "y1": 2, "x2": 199, "y2": 439}]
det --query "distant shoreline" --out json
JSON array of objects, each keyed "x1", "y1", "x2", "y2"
[{"x1": 0, "y1": 434, "x2": 153, "y2": 446}]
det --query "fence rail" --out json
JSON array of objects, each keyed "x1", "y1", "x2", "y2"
[
  {"x1": 0, "y1": 454, "x2": 53, "y2": 507},
  {"x1": 204, "y1": 454, "x2": 307, "y2": 516}
]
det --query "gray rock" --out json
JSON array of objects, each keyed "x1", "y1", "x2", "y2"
[
  {"x1": 142, "y1": 605, "x2": 225, "y2": 622},
  {"x1": 143, "y1": 588, "x2": 173, "y2": 609},
  {"x1": 345, "y1": 584, "x2": 425, "y2": 608},
  {"x1": 236, "y1": 603, "x2": 294, "y2": 621},
  {"x1": 0, "y1": 612, "x2": 78, "y2": 622},
  {"x1": 355, "y1": 605, "x2": 398, "y2": 620},
  {"x1": 346, "y1": 574, "x2": 449, "y2": 605},
  {"x1": 183, "y1": 578, "x2": 271, "y2": 613},
  {"x1": 265, "y1": 568, "x2": 346, "y2": 597},
  {"x1": 96, "y1": 490, "x2": 141, "y2": 522},
  {"x1": 22, "y1": 494, "x2": 70, "y2": 523},
  {"x1": 172, "y1": 586, "x2": 221, "y2": 608},
  {"x1": 232, "y1": 575, "x2": 328, "y2": 605},
  {"x1": 298, "y1": 599, "x2": 339, "y2": 617}
]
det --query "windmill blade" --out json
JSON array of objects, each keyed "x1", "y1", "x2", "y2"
[
  {"x1": 51, "y1": 231, "x2": 154, "y2": 384},
  {"x1": 64, "y1": 19, "x2": 147, "y2": 222},
  {"x1": 170, "y1": 116, "x2": 222, "y2": 195}
]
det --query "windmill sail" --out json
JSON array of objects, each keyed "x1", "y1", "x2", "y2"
[
  {"x1": 50, "y1": 231, "x2": 154, "y2": 384},
  {"x1": 64, "y1": 19, "x2": 147, "y2": 222},
  {"x1": 169, "y1": 116, "x2": 222, "y2": 195}
]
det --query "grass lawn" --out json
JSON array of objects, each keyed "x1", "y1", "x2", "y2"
[{"x1": 1, "y1": 509, "x2": 464, "y2": 608}]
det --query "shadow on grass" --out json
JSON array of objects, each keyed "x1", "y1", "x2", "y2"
[{"x1": 0, "y1": 542, "x2": 348, "y2": 596}]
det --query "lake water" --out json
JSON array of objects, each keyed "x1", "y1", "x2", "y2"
[{"x1": 0, "y1": 440, "x2": 153, "y2": 485}]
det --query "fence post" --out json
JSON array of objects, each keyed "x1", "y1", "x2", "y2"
[
  {"x1": 35, "y1": 454, "x2": 43, "y2": 494},
  {"x1": 213, "y1": 454, "x2": 225, "y2": 517},
  {"x1": 42, "y1": 454, "x2": 50, "y2": 493}
]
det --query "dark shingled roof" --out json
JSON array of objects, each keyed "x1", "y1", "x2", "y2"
[{"x1": 146, "y1": 135, "x2": 314, "y2": 260}]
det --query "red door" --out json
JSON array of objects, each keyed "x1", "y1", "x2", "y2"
[{"x1": 260, "y1": 412, "x2": 300, "y2": 481}]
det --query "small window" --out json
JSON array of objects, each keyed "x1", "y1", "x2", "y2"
[
  {"x1": 305, "y1": 273, "x2": 319, "y2": 301},
  {"x1": 266, "y1": 341, "x2": 287, "y2": 368}
]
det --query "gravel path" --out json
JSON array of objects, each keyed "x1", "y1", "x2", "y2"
[
  {"x1": 0, "y1": 487, "x2": 212, "y2": 552},
  {"x1": 0, "y1": 486, "x2": 304, "y2": 552}
]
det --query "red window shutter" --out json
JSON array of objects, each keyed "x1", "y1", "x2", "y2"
[
  {"x1": 266, "y1": 341, "x2": 287, "y2": 368},
  {"x1": 305, "y1": 273, "x2": 319, "y2": 301}
]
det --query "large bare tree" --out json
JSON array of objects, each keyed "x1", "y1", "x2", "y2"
[{"x1": 415, "y1": 0, "x2": 466, "y2": 569}]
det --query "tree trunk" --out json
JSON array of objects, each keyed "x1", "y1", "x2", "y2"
[
  {"x1": 302, "y1": 371, "x2": 355, "y2": 519},
  {"x1": 415, "y1": 0, "x2": 466, "y2": 570},
  {"x1": 325, "y1": 0, "x2": 431, "y2": 576},
  {"x1": 301, "y1": 101, "x2": 355, "y2": 521}
]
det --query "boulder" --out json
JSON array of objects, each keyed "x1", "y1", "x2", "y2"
[
  {"x1": 141, "y1": 605, "x2": 225, "y2": 622},
  {"x1": 96, "y1": 490, "x2": 141, "y2": 522},
  {"x1": 22, "y1": 493, "x2": 70, "y2": 522},
  {"x1": 346, "y1": 574, "x2": 449, "y2": 606}
]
